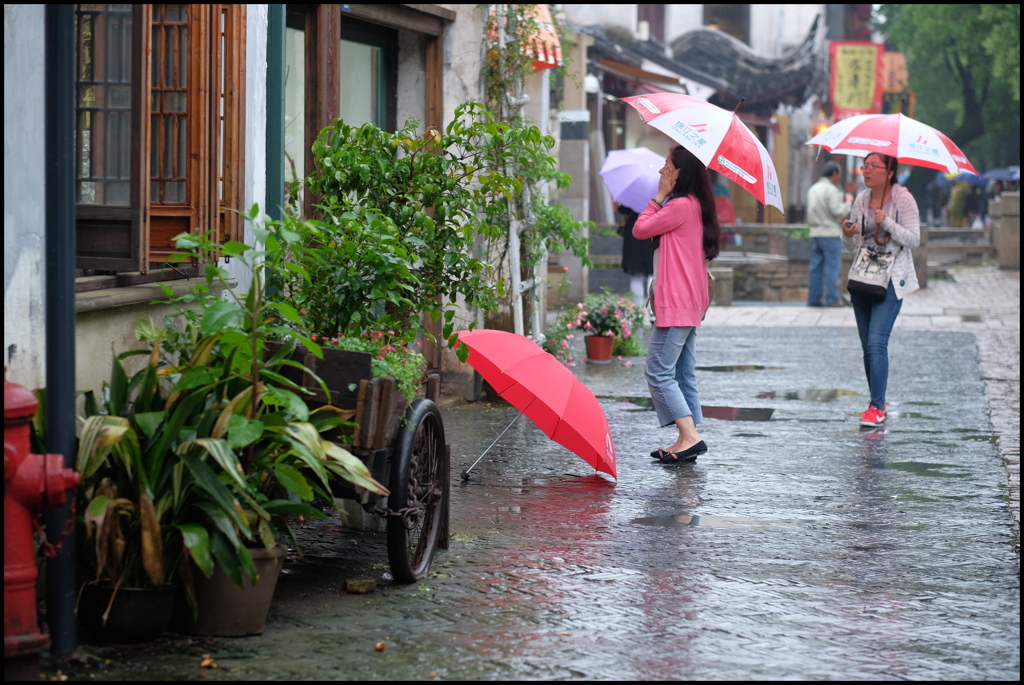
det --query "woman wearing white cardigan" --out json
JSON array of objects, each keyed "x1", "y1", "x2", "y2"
[{"x1": 841, "y1": 152, "x2": 921, "y2": 428}]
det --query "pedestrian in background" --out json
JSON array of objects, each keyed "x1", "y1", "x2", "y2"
[
  {"x1": 615, "y1": 203, "x2": 654, "y2": 307},
  {"x1": 841, "y1": 152, "x2": 920, "y2": 428},
  {"x1": 806, "y1": 160, "x2": 853, "y2": 307},
  {"x1": 633, "y1": 145, "x2": 721, "y2": 463}
]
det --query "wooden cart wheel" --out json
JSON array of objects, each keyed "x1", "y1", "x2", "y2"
[{"x1": 386, "y1": 399, "x2": 447, "y2": 583}]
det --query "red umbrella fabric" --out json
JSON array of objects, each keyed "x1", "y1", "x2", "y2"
[
  {"x1": 454, "y1": 329, "x2": 617, "y2": 480},
  {"x1": 805, "y1": 113, "x2": 978, "y2": 175},
  {"x1": 620, "y1": 92, "x2": 785, "y2": 214}
]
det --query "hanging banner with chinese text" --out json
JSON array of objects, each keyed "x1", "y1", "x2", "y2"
[{"x1": 829, "y1": 41, "x2": 883, "y2": 120}]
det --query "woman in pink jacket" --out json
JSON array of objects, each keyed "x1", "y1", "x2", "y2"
[{"x1": 633, "y1": 145, "x2": 721, "y2": 464}]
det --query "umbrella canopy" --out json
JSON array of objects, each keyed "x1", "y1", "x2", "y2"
[
  {"x1": 454, "y1": 329, "x2": 617, "y2": 479},
  {"x1": 806, "y1": 113, "x2": 978, "y2": 175},
  {"x1": 599, "y1": 147, "x2": 664, "y2": 214},
  {"x1": 620, "y1": 92, "x2": 785, "y2": 214},
  {"x1": 983, "y1": 167, "x2": 1017, "y2": 182}
]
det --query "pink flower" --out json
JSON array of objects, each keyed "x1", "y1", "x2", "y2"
[
  {"x1": 617, "y1": 355, "x2": 623, "y2": 361},
  {"x1": 560, "y1": 340, "x2": 569, "y2": 348},
  {"x1": 624, "y1": 360, "x2": 633, "y2": 368},
  {"x1": 561, "y1": 266, "x2": 568, "y2": 271}
]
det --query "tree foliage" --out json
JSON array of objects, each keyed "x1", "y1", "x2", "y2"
[{"x1": 876, "y1": 4, "x2": 1020, "y2": 170}]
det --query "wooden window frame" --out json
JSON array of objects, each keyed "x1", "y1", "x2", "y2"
[{"x1": 74, "y1": 3, "x2": 246, "y2": 291}]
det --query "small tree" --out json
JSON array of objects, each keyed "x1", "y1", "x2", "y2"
[{"x1": 299, "y1": 100, "x2": 586, "y2": 357}]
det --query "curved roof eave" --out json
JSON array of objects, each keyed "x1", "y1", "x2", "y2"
[{"x1": 669, "y1": 14, "x2": 825, "y2": 109}]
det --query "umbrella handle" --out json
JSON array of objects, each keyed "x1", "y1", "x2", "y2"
[{"x1": 460, "y1": 408, "x2": 526, "y2": 480}]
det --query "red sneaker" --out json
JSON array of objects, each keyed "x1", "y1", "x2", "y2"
[{"x1": 860, "y1": 404, "x2": 887, "y2": 427}]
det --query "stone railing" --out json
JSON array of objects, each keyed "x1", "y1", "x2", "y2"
[{"x1": 989, "y1": 191, "x2": 1020, "y2": 269}]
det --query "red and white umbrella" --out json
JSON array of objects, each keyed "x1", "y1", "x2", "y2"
[
  {"x1": 806, "y1": 113, "x2": 978, "y2": 176},
  {"x1": 620, "y1": 93, "x2": 784, "y2": 214}
]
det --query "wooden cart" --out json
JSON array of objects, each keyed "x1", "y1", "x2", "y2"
[{"x1": 268, "y1": 342, "x2": 450, "y2": 583}]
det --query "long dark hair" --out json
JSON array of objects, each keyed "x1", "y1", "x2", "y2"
[{"x1": 667, "y1": 145, "x2": 721, "y2": 261}]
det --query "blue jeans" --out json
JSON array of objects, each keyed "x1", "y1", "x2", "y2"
[
  {"x1": 851, "y1": 281, "x2": 903, "y2": 410},
  {"x1": 644, "y1": 325, "x2": 703, "y2": 428},
  {"x1": 807, "y1": 237, "x2": 843, "y2": 305}
]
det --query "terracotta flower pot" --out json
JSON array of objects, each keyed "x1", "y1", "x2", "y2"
[
  {"x1": 585, "y1": 335, "x2": 614, "y2": 364},
  {"x1": 174, "y1": 543, "x2": 287, "y2": 637}
]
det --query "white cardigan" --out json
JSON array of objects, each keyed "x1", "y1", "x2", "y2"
[{"x1": 842, "y1": 183, "x2": 921, "y2": 300}]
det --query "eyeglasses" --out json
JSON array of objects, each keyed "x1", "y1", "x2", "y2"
[{"x1": 860, "y1": 164, "x2": 887, "y2": 172}]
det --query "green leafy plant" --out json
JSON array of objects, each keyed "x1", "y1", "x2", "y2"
[{"x1": 71, "y1": 213, "x2": 389, "y2": 617}]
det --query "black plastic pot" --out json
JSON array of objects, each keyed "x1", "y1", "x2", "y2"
[{"x1": 78, "y1": 583, "x2": 177, "y2": 646}]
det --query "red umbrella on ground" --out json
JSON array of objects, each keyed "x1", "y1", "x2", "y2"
[{"x1": 454, "y1": 329, "x2": 617, "y2": 480}]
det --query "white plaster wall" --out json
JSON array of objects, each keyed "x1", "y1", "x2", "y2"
[
  {"x1": 751, "y1": 5, "x2": 824, "y2": 57},
  {"x1": 559, "y1": 5, "x2": 636, "y2": 32},
  {"x1": 663, "y1": 5, "x2": 704, "y2": 44},
  {"x1": 222, "y1": 4, "x2": 268, "y2": 293},
  {"x1": 397, "y1": 29, "x2": 427, "y2": 130},
  {"x1": 441, "y1": 4, "x2": 485, "y2": 116},
  {"x1": 3, "y1": 4, "x2": 47, "y2": 390}
]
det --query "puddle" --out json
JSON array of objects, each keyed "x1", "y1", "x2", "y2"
[
  {"x1": 961, "y1": 313, "x2": 983, "y2": 322},
  {"x1": 898, "y1": 412, "x2": 940, "y2": 420},
  {"x1": 632, "y1": 514, "x2": 767, "y2": 528},
  {"x1": 885, "y1": 462, "x2": 962, "y2": 478},
  {"x1": 600, "y1": 397, "x2": 774, "y2": 421},
  {"x1": 495, "y1": 506, "x2": 527, "y2": 513},
  {"x1": 702, "y1": 406, "x2": 774, "y2": 421},
  {"x1": 757, "y1": 389, "x2": 860, "y2": 402},
  {"x1": 696, "y1": 365, "x2": 783, "y2": 372}
]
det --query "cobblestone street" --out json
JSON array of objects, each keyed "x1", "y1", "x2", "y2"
[{"x1": 40, "y1": 266, "x2": 1020, "y2": 681}]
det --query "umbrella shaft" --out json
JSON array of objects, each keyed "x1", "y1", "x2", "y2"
[{"x1": 463, "y1": 408, "x2": 526, "y2": 476}]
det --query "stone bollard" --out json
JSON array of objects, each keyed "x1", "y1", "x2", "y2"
[{"x1": 991, "y1": 191, "x2": 1020, "y2": 269}]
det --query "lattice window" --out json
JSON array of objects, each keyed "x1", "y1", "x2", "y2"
[{"x1": 73, "y1": 3, "x2": 245, "y2": 285}]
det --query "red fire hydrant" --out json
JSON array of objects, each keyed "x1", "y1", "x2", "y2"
[{"x1": 4, "y1": 370, "x2": 79, "y2": 662}]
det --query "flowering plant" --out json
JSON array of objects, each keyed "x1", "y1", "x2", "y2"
[
  {"x1": 543, "y1": 289, "x2": 648, "y2": 364},
  {"x1": 574, "y1": 289, "x2": 648, "y2": 338}
]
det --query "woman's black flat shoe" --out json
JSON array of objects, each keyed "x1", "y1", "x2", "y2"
[{"x1": 658, "y1": 440, "x2": 707, "y2": 464}]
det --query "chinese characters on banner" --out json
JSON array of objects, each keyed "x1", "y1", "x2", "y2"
[
  {"x1": 880, "y1": 51, "x2": 914, "y2": 116},
  {"x1": 829, "y1": 41, "x2": 883, "y2": 120}
]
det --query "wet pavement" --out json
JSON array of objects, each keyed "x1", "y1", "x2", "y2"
[{"x1": 38, "y1": 267, "x2": 1020, "y2": 680}]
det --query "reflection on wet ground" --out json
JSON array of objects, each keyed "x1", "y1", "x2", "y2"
[
  {"x1": 757, "y1": 388, "x2": 860, "y2": 401},
  {"x1": 696, "y1": 364, "x2": 783, "y2": 372},
  {"x1": 632, "y1": 514, "x2": 768, "y2": 528},
  {"x1": 599, "y1": 396, "x2": 775, "y2": 421}
]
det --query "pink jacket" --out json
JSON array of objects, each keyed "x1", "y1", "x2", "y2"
[{"x1": 633, "y1": 195, "x2": 709, "y2": 327}]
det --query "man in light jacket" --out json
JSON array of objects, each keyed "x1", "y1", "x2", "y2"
[{"x1": 806, "y1": 161, "x2": 853, "y2": 307}]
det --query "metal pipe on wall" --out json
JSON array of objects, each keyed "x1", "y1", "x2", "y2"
[{"x1": 43, "y1": 3, "x2": 78, "y2": 657}]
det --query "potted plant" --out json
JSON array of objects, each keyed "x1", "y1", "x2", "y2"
[
  {"x1": 71, "y1": 217, "x2": 390, "y2": 640},
  {"x1": 552, "y1": 289, "x2": 648, "y2": 364}
]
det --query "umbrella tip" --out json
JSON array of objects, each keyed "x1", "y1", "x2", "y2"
[
  {"x1": 733, "y1": 97, "x2": 746, "y2": 113},
  {"x1": 460, "y1": 470, "x2": 471, "y2": 481}
]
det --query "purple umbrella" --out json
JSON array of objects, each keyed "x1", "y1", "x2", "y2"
[{"x1": 599, "y1": 147, "x2": 665, "y2": 214}]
